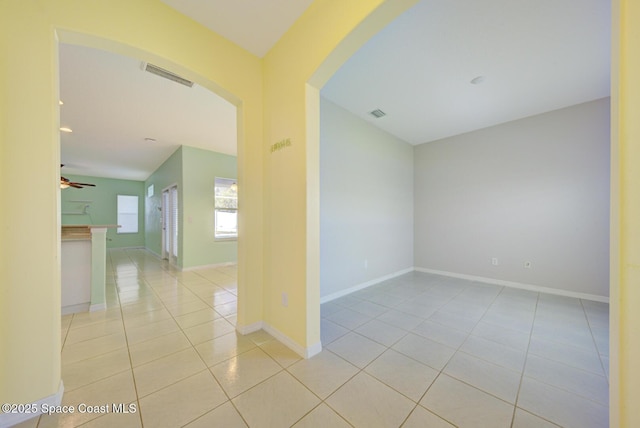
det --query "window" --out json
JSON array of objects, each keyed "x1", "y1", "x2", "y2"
[
  {"x1": 215, "y1": 177, "x2": 237, "y2": 239},
  {"x1": 117, "y1": 195, "x2": 138, "y2": 234}
]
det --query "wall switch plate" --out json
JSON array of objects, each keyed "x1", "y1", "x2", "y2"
[
  {"x1": 491, "y1": 258, "x2": 498, "y2": 266},
  {"x1": 281, "y1": 292, "x2": 288, "y2": 307},
  {"x1": 364, "y1": 259, "x2": 368, "y2": 269}
]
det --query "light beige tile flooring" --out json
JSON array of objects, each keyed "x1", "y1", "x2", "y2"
[{"x1": 16, "y1": 248, "x2": 608, "y2": 427}]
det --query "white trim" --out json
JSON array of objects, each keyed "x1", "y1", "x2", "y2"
[
  {"x1": 262, "y1": 322, "x2": 322, "y2": 359},
  {"x1": 415, "y1": 267, "x2": 610, "y2": 303},
  {"x1": 61, "y1": 302, "x2": 89, "y2": 315},
  {"x1": 0, "y1": 381, "x2": 64, "y2": 427},
  {"x1": 320, "y1": 267, "x2": 414, "y2": 304},
  {"x1": 236, "y1": 321, "x2": 263, "y2": 335},
  {"x1": 236, "y1": 321, "x2": 322, "y2": 359},
  {"x1": 160, "y1": 184, "x2": 179, "y2": 266},
  {"x1": 144, "y1": 248, "x2": 163, "y2": 259},
  {"x1": 89, "y1": 302, "x2": 107, "y2": 312},
  {"x1": 214, "y1": 237, "x2": 238, "y2": 242},
  {"x1": 181, "y1": 261, "x2": 237, "y2": 272},
  {"x1": 304, "y1": 340, "x2": 323, "y2": 359},
  {"x1": 145, "y1": 244, "x2": 237, "y2": 273},
  {"x1": 143, "y1": 248, "x2": 179, "y2": 270}
]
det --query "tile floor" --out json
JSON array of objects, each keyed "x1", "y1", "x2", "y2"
[{"x1": 15, "y1": 248, "x2": 608, "y2": 427}]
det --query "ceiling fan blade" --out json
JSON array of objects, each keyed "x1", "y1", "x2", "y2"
[{"x1": 60, "y1": 173, "x2": 95, "y2": 188}]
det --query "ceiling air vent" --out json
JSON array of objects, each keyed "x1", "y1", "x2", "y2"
[
  {"x1": 369, "y1": 109, "x2": 386, "y2": 118},
  {"x1": 142, "y1": 62, "x2": 194, "y2": 88}
]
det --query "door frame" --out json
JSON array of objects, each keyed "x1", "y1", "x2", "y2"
[{"x1": 161, "y1": 183, "x2": 179, "y2": 266}]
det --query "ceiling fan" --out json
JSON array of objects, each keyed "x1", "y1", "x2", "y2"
[{"x1": 60, "y1": 164, "x2": 96, "y2": 189}]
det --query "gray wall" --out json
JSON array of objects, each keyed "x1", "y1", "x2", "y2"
[
  {"x1": 320, "y1": 97, "x2": 414, "y2": 299},
  {"x1": 414, "y1": 98, "x2": 610, "y2": 297}
]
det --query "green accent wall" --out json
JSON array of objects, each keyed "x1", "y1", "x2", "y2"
[
  {"x1": 182, "y1": 146, "x2": 237, "y2": 268},
  {"x1": 143, "y1": 146, "x2": 237, "y2": 269},
  {"x1": 61, "y1": 174, "x2": 145, "y2": 248}
]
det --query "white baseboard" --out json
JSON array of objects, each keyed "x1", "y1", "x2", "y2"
[
  {"x1": 236, "y1": 321, "x2": 264, "y2": 335},
  {"x1": 320, "y1": 267, "x2": 414, "y2": 304},
  {"x1": 181, "y1": 261, "x2": 237, "y2": 272},
  {"x1": 111, "y1": 246, "x2": 146, "y2": 251},
  {"x1": 305, "y1": 341, "x2": 323, "y2": 358},
  {"x1": 144, "y1": 248, "x2": 163, "y2": 259},
  {"x1": 262, "y1": 322, "x2": 322, "y2": 359},
  {"x1": 89, "y1": 303, "x2": 106, "y2": 312},
  {"x1": 415, "y1": 267, "x2": 609, "y2": 303},
  {"x1": 236, "y1": 321, "x2": 322, "y2": 359},
  {"x1": 0, "y1": 381, "x2": 64, "y2": 428},
  {"x1": 142, "y1": 249, "x2": 181, "y2": 270},
  {"x1": 61, "y1": 303, "x2": 90, "y2": 315}
]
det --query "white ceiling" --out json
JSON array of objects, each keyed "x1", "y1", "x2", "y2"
[
  {"x1": 322, "y1": 0, "x2": 611, "y2": 145},
  {"x1": 60, "y1": 0, "x2": 611, "y2": 181},
  {"x1": 59, "y1": 44, "x2": 237, "y2": 181},
  {"x1": 160, "y1": 0, "x2": 315, "y2": 58}
]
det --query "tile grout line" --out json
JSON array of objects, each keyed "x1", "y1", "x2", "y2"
[
  {"x1": 509, "y1": 289, "x2": 540, "y2": 428},
  {"x1": 580, "y1": 298, "x2": 610, "y2": 384},
  {"x1": 323, "y1": 276, "x2": 562, "y2": 426},
  {"x1": 321, "y1": 276, "x2": 478, "y2": 427},
  {"x1": 408, "y1": 281, "x2": 508, "y2": 427},
  {"x1": 72, "y1": 248, "x2": 227, "y2": 425},
  {"x1": 113, "y1": 249, "x2": 146, "y2": 428},
  {"x1": 62, "y1": 248, "x2": 144, "y2": 427},
  {"x1": 121, "y1": 248, "x2": 254, "y2": 427}
]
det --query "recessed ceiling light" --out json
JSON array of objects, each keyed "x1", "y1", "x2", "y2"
[
  {"x1": 470, "y1": 76, "x2": 485, "y2": 85},
  {"x1": 59, "y1": 100, "x2": 64, "y2": 105},
  {"x1": 60, "y1": 127, "x2": 73, "y2": 133}
]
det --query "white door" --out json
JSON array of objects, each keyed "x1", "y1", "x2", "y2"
[{"x1": 161, "y1": 185, "x2": 178, "y2": 265}]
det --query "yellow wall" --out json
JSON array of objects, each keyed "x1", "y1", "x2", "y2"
[
  {"x1": 0, "y1": 0, "x2": 264, "y2": 405},
  {"x1": 0, "y1": 2, "x2": 63, "y2": 404},
  {"x1": 611, "y1": 0, "x2": 640, "y2": 426},
  {"x1": 261, "y1": 0, "x2": 418, "y2": 348}
]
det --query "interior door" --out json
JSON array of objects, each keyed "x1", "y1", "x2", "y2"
[
  {"x1": 161, "y1": 185, "x2": 178, "y2": 265},
  {"x1": 170, "y1": 185, "x2": 178, "y2": 265}
]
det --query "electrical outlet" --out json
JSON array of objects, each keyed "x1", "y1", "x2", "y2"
[
  {"x1": 491, "y1": 258, "x2": 498, "y2": 266},
  {"x1": 524, "y1": 261, "x2": 532, "y2": 269},
  {"x1": 281, "y1": 292, "x2": 288, "y2": 307}
]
